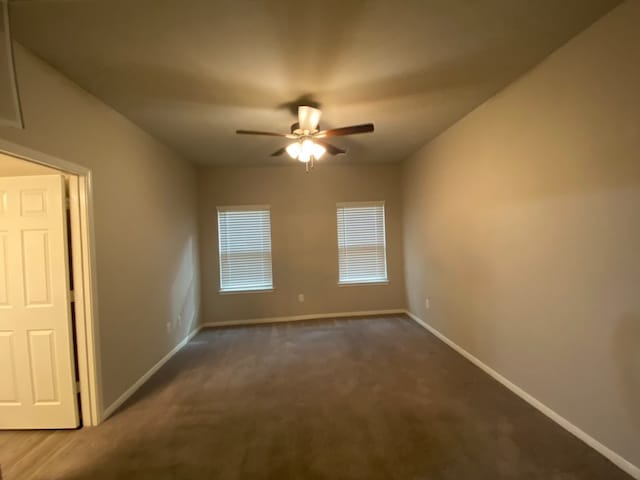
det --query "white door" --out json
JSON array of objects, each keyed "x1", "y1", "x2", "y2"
[{"x1": 0, "y1": 174, "x2": 79, "y2": 429}]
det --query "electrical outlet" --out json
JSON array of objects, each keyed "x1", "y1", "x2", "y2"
[
  {"x1": 166, "y1": 321, "x2": 171, "y2": 333},
  {"x1": 298, "y1": 293, "x2": 305, "y2": 303},
  {"x1": 178, "y1": 314, "x2": 182, "y2": 325},
  {"x1": 425, "y1": 298, "x2": 430, "y2": 309}
]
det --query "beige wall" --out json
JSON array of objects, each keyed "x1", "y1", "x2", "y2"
[
  {"x1": 402, "y1": 1, "x2": 640, "y2": 470},
  {"x1": 0, "y1": 152, "x2": 58, "y2": 175},
  {"x1": 198, "y1": 164, "x2": 405, "y2": 323},
  {"x1": 0, "y1": 46, "x2": 199, "y2": 410}
]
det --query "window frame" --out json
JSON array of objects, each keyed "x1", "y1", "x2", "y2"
[
  {"x1": 216, "y1": 204, "x2": 274, "y2": 294},
  {"x1": 336, "y1": 200, "x2": 389, "y2": 286}
]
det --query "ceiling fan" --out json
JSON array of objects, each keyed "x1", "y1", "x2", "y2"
[{"x1": 236, "y1": 106, "x2": 374, "y2": 172}]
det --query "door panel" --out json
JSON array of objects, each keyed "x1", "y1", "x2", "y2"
[
  {"x1": 0, "y1": 331, "x2": 18, "y2": 404},
  {"x1": 0, "y1": 232, "x2": 8, "y2": 306},
  {"x1": 21, "y1": 229, "x2": 53, "y2": 306},
  {"x1": 0, "y1": 190, "x2": 7, "y2": 214},
  {"x1": 28, "y1": 330, "x2": 59, "y2": 404},
  {"x1": 0, "y1": 174, "x2": 79, "y2": 429}
]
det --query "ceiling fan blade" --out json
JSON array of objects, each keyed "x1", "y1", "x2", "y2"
[
  {"x1": 236, "y1": 129, "x2": 288, "y2": 137},
  {"x1": 270, "y1": 147, "x2": 287, "y2": 157},
  {"x1": 298, "y1": 106, "x2": 322, "y2": 132},
  {"x1": 315, "y1": 123, "x2": 374, "y2": 138},
  {"x1": 317, "y1": 141, "x2": 346, "y2": 155}
]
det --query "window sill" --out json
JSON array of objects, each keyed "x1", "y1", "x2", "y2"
[
  {"x1": 338, "y1": 281, "x2": 389, "y2": 287},
  {"x1": 218, "y1": 288, "x2": 274, "y2": 295}
]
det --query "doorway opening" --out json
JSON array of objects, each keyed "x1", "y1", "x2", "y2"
[{"x1": 0, "y1": 140, "x2": 101, "y2": 428}]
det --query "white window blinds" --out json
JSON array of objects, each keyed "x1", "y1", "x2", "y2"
[
  {"x1": 217, "y1": 206, "x2": 273, "y2": 292},
  {"x1": 336, "y1": 202, "x2": 388, "y2": 284}
]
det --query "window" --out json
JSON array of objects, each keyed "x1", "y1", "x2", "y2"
[
  {"x1": 336, "y1": 201, "x2": 388, "y2": 284},
  {"x1": 217, "y1": 206, "x2": 273, "y2": 292}
]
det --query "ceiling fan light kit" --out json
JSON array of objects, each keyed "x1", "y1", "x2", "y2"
[
  {"x1": 236, "y1": 106, "x2": 374, "y2": 173},
  {"x1": 286, "y1": 139, "x2": 326, "y2": 161}
]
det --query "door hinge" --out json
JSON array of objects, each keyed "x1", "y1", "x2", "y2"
[
  {"x1": 75, "y1": 381, "x2": 81, "y2": 394},
  {"x1": 69, "y1": 290, "x2": 75, "y2": 302}
]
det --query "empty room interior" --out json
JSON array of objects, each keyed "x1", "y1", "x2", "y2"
[{"x1": 0, "y1": 0, "x2": 638, "y2": 479}]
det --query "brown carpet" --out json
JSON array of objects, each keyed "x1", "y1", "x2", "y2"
[{"x1": 0, "y1": 316, "x2": 632, "y2": 479}]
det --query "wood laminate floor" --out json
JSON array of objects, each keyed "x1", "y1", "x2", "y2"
[{"x1": 0, "y1": 316, "x2": 632, "y2": 479}]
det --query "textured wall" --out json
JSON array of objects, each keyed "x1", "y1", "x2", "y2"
[
  {"x1": 402, "y1": 1, "x2": 640, "y2": 469},
  {"x1": 0, "y1": 46, "x2": 200, "y2": 410}
]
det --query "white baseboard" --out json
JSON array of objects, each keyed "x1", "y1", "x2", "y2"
[
  {"x1": 405, "y1": 310, "x2": 640, "y2": 479},
  {"x1": 201, "y1": 309, "x2": 406, "y2": 328},
  {"x1": 101, "y1": 326, "x2": 202, "y2": 421}
]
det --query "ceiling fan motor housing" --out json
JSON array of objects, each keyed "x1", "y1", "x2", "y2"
[{"x1": 291, "y1": 122, "x2": 320, "y2": 136}]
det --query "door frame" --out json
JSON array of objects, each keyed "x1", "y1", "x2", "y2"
[{"x1": 0, "y1": 138, "x2": 102, "y2": 426}]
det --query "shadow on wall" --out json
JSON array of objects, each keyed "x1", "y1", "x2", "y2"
[
  {"x1": 168, "y1": 236, "x2": 199, "y2": 341},
  {"x1": 105, "y1": 236, "x2": 199, "y2": 418},
  {"x1": 412, "y1": 203, "x2": 500, "y2": 366},
  {"x1": 614, "y1": 313, "x2": 640, "y2": 431}
]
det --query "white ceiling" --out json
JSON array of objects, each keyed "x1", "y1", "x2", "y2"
[{"x1": 10, "y1": 0, "x2": 620, "y2": 165}]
